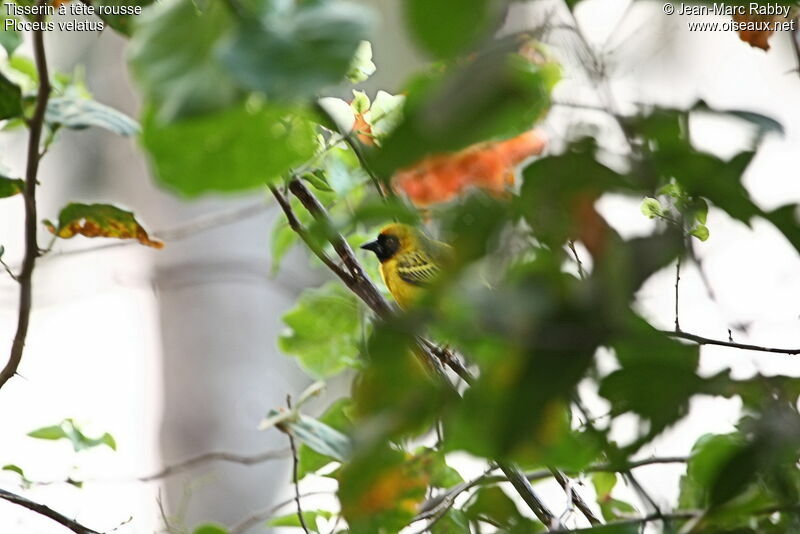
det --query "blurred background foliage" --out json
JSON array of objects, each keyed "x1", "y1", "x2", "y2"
[{"x1": 1, "y1": 0, "x2": 800, "y2": 533}]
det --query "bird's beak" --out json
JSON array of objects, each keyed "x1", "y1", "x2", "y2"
[{"x1": 360, "y1": 240, "x2": 382, "y2": 256}]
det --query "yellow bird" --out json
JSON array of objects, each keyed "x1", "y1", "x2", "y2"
[{"x1": 360, "y1": 223, "x2": 452, "y2": 309}]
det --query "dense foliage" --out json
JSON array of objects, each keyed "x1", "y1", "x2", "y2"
[{"x1": 2, "y1": 0, "x2": 800, "y2": 533}]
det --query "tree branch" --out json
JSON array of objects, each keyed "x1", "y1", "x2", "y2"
[
  {"x1": 286, "y1": 396, "x2": 311, "y2": 534},
  {"x1": 550, "y1": 467, "x2": 601, "y2": 526},
  {"x1": 0, "y1": 488, "x2": 101, "y2": 534},
  {"x1": 228, "y1": 491, "x2": 333, "y2": 534},
  {"x1": 665, "y1": 330, "x2": 800, "y2": 355},
  {"x1": 269, "y1": 185, "x2": 352, "y2": 282},
  {"x1": 138, "y1": 447, "x2": 290, "y2": 482},
  {"x1": 288, "y1": 178, "x2": 392, "y2": 316},
  {"x1": 674, "y1": 256, "x2": 681, "y2": 332},
  {"x1": 500, "y1": 463, "x2": 556, "y2": 527},
  {"x1": 279, "y1": 178, "x2": 555, "y2": 526},
  {"x1": 0, "y1": 0, "x2": 51, "y2": 391}
]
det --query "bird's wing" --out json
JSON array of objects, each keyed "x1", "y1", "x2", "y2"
[{"x1": 396, "y1": 249, "x2": 442, "y2": 287}]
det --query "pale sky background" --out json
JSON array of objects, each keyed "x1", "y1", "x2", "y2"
[{"x1": 0, "y1": 1, "x2": 799, "y2": 533}]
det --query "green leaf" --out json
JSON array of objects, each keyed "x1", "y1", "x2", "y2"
[
  {"x1": 27, "y1": 424, "x2": 67, "y2": 440},
  {"x1": 279, "y1": 282, "x2": 363, "y2": 379},
  {"x1": 405, "y1": 0, "x2": 501, "y2": 59},
  {"x1": 599, "y1": 497, "x2": 637, "y2": 522},
  {"x1": 219, "y1": 1, "x2": 374, "y2": 99},
  {"x1": 0, "y1": 16, "x2": 21, "y2": 57},
  {"x1": 91, "y1": 0, "x2": 156, "y2": 37},
  {"x1": 284, "y1": 414, "x2": 353, "y2": 462},
  {"x1": 0, "y1": 176, "x2": 23, "y2": 198},
  {"x1": 0, "y1": 71, "x2": 22, "y2": 120},
  {"x1": 464, "y1": 486, "x2": 543, "y2": 531},
  {"x1": 600, "y1": 316, "x2": 702, "y2": 443},
  {"x1": 640, "y1": 197, "x2": 662, "y2": 219},
  {"x1": 373, "y1": 45, "x2": 557, "y2": 176},
  {"x1": 268, "y1": 511, "x2": 332, "y2": 533},
  {"x1": 192, "y1": 523, "x2": 229, "y2": 534},
  {"x1": 44, "y1": 203, "x2": 163, "y2": 248},
  {"x1": 689, "y1": 224, "x2": 709, "y2": 241},
  {"x1": 428, "y1": 451, "x2": 463, "y2": 488},
  {"x1": 679, "y1": 433, "x2": 743, "y2": 509},
  {"x1": 297, "y1": 398, "x2": 353, "y2": 479},
  {"x1": 270, "y1": 221, "x2": 299, "y2": 276},
  {"x1": 27, "y1": 419, "x2": 117, "y2": 452},
  {"x1": 2, "y1": 464, "x2": 25, "y2": 477},
  {"x1": 129, "y1": 0, "x2": 240, "y2": 121},
  {"x1": 302, "y1": 170, "x2": 334, "y2": 193},
  {"x1": 46, "y1": 97, "x2": 140, "y2": 136},
  {"x1": 338, "y1": 447, "x2": 429, "y2": 534},
  {"x1": 346, "y1": 40, "x2": 376, "y2": 83},
  {"x1": 141, "y1": 102, "x2": 316, "y2": 196},
  {"x1": 431, "y1": 509, "x2": 470, "y2": 534},
  {"x1": 592, "y1": 472, "x2": 617, "y2": 501}
]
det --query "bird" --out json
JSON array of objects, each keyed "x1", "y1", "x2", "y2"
[{"x1": 360, "y1": 223, "x2": 452, "y2": 309}]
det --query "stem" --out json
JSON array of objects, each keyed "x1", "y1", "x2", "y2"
[
  {"x1": 550, "y1": 467, "x2": 601, "y2": 526},
  {"x1": 276, "y1": 180, "x2": 554, "y2": 525},
  {"x1": 138, "y1": 447, "x2": 289, "y2": 482},
  {"x1": 499, "y1": 463, "x2": 555, "y2": 527},
  {"x1": 674, "y1": 256, "x2": 681, "y2": 332},
  {"x1": 0, "y1": 488, "x2": 101, "y2": 534},
  {"x1": 0, "y1": 0, "x2": 51, "y2": 390},
  {"x1": 664, "y1": 330, "x2": 800, "y2": 355},
  {"x1": 286, "y1": 396, "x2": 311, "y2": 534}
]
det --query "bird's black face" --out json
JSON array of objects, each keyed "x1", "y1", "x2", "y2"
[{"x1": 361, "y1": 232, "x2": 400, "y2": 262}]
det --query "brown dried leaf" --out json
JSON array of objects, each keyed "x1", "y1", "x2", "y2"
[{"x1": 44, "y1": 203, "x2": 164, "y2": 249}]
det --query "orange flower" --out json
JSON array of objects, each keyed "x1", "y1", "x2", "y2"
[{"x1": 393, "y1": 130, "x2": 546, "y2": 207}]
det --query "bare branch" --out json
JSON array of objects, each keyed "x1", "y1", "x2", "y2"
[
  {"x1": 0, "y1": 488, "x2": 101, "y2": 534},
  {"x1": 550, "y1": 468, "x2": 601, "y2": 526},
  {"x1": 674, "y1": 256, "x2": 681, "y2": 332},
  {"x1": 288, "y1": 178, "x2": 392, "y2": 315},
  {"x1": 228, "y1": 491, "x2": 332, "y2": 534},
  {"x1": 280, "y1": 178, "x2": 555, "y2": 525},
  {"x1": 500, "y1": 463, "x2": 556, "y2": 527},
  {"x1": 286, "y1": 395, "x2": 312, "y2": 534},
  {"x1": 139, "y1": 447, "x2": 290, "y2": 482},
  {"x1": 269, "y1": 185, "x2": 352, "y2": 282},
  {"x1": 0, "y1": 0, "x2": 51, "y2": 390},
  {"x1": 665, "y1": 330, "x2": 800, "y2": 355}
]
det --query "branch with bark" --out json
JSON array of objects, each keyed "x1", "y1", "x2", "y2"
[
  {"x1": 0, "y1": 488, "x2": 101, "y2": 534},
  {"x1": 0, "y1": 0, "x2": 51, "y2": 390},
  {"x1": 270, "y1": 177, "x2": 558, "y2": 526}
]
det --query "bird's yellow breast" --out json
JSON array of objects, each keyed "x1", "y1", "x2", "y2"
[{"x1": 379, "y1": 257, "x2": 424, "y2": 310}]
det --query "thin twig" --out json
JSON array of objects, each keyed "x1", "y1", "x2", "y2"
[
  {"x1": 279, "y1": 179, "x2": 555, "y2": 525},
  {"x1": 0, "y1": 254, "x2": 18, "y2": 281},
  {"x1": 674, "y1": 256, "x2": 681, "y2": 332},
  {"x1": 269, "y1": 185, "x2": 351, "y2": 281},
  {"x1": 289, "y1": 178, "x2": 392, "y2": 316},
  {"x1": 286, "y1": 395, "x2": 311, "y2": 534},
  {"x1": 139, "y1": 447, "x2": 290, "y2": 482},
  {"x1": 0, "y1": 0, "x2": 51, "y2": 391},
  {"x1": 500, "y1": 463, "x2": 556, "y2": 527},
  {"x1": 567, "y1": 240, "x2": 586, "y2": 279},
  {"x1": 0, "y1": 488, "x2": 101, "y2": 534},
  {"x1": 550, "y1": 468, "x2": 601, "y2": 526},
  {"x1": 228, "y1": 491, "x2": 332, "y2": 534},
  {"x1": 664, "y1": 330, "x2": 800, "y2": 355}
]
